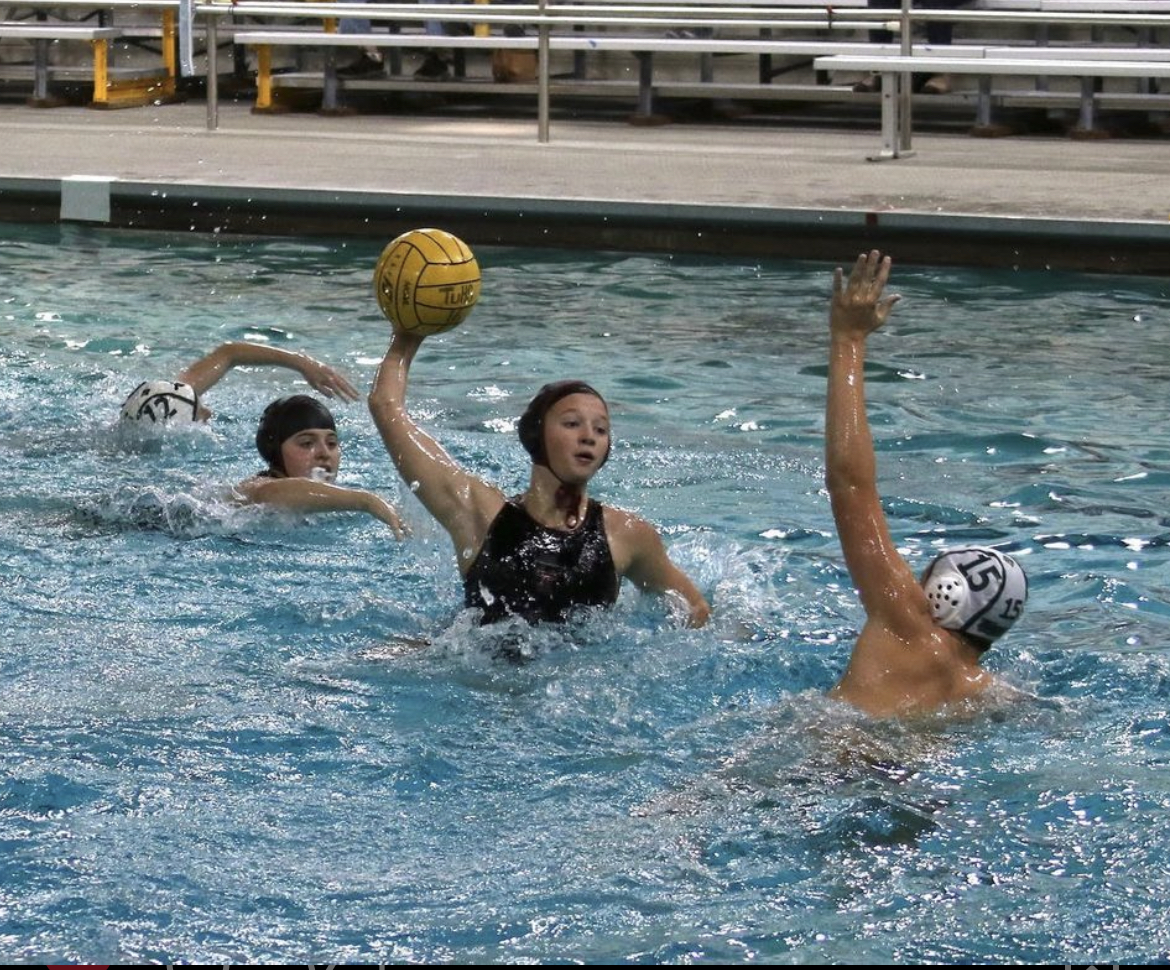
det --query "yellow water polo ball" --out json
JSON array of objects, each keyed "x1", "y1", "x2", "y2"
[{"x1": 374, "y1": 228, "x2": 481, "y2": 337}]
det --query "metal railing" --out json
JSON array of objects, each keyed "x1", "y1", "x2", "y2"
[{"x1": 175, "y1": 0, "x2": 1169, "y2": 136}]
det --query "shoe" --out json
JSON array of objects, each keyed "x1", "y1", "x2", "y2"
[
  {"x1": 921, "y1": 73, "x2": 952, "y2": 95},
  {"x1": 852, "y1": 73, "x2": 881, "y2": 94},
  {"x1": 337, "y1": 52, "x2": 384, "y2": 78},
  {"x1": 413, "y1": 52, "x2": 451, "y2": 81}
]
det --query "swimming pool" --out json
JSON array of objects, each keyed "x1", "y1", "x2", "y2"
[{"x1": 3, "y1": 221, "x2": 1169, "y2": 963}]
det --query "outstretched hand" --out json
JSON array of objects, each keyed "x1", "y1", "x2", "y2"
[
  {"x1": 831, "y1": 250, "x2": 900, "y2": 339},
  {"x1": 298, "y1": 356, "x2": 360, "y2": 401},
  {"x1": 368, "y1": 494, "x2": 410, "y2": 540}
]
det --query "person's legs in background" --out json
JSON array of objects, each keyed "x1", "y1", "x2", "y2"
[
  {"x1": 415, "y1": 0, "x2": 474, "y2": 80},
  {"x1": 337, "y1": 0, "x2": 385, "y2": 77},
  {"x1": 918, "y1": 0, "x2": 973, "y2": 94},
  {"x1": 852, "y1": 1, "x2": 972, "y2": 94},
  {"x1": 852, "y1": 0, "x2": 898, "y2": 93}
]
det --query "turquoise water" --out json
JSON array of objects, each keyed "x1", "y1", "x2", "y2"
[{"x1": 2, "y1": 222, "x2": 1169, "y2": 963}]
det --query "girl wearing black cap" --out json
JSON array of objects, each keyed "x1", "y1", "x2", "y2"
[
  {"x1": 368, "y1": 333, "x2": 709, "y2": 626},
  {"x1": 235, "y1": 394, "x2": 406, "y2": 537}
]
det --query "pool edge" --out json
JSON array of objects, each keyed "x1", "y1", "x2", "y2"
[{"x1": 3, "y1": 176, "x2": 1168, "y2": 275}]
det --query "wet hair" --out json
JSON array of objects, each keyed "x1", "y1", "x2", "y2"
[
  {"x1": 922, "y1": 546, "x2": 1028, "y2": 650},
  {"x1": 120, "y1": 380, "x2": 200, "y2": 426},
  {"x1": 255, "y1": 395, "x2": 336, "y2": 473},
  {"x1": 517, "y1": 380, "x2": 610, "y2": 468}
]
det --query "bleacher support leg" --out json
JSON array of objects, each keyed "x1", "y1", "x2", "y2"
[
  {"x1": 1071, "y1": 75, "x2": 1110, "y2": 140},
  {"x1": 628, "y1": 52, "x2": 669, "y2": 126},
  {"x1": 320, "y1": 49, "x2": 348, "y2": 115},
  {"x1": 29, "y1": 38, "x2": 52, "y2": 105},
  {"x1": 91, "y1": 38, "x2": 110, "y2": 105},
  {"x1": 970, "y1": 76, "x2": 1011, "y2": 138},
  {"x1": 868, "y1": 70, "x2": 913, "y2": 161},
  {"x1": 253, "y1": 44, "x2": 275, "y2": 112}
]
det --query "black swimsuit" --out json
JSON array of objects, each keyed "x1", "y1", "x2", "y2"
[{"x1": 463, "y1": 498, "x2": 620, "y2": 625}]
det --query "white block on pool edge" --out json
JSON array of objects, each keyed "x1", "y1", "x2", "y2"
[{"x1": 61, "y1": 175, "x2": 113, "y2": 223}]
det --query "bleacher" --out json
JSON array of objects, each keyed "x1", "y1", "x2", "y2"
[
  {"x1": 1, "y1": 0, "x2": 1166, "y2": 152},
  {"x1": 0, "y1": 0, "x2": 181, "y2": 107}
]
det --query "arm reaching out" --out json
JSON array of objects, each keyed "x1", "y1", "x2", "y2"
[
  {"x1": 606, "y1": 508, "x2": 711, "y2": 628},
  {"x1": 825, "y1": 252, "x2": 928, "y2": 637},
  {"x1": 825, "y1": 251, "x2": 899, "y2": 501},
  {"x1": 177, "y1": 342, "x2": 359, "y2": 401},
  {"x1": 235, "y1": 477, "x2": 408, "y2": 538},
  {"x1": 367, "y1": 332, "x2": 502, "y2": 566}
]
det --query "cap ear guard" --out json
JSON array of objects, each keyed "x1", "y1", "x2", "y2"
[
  {"x1": 517, "y1": 402, "x2": 544, "y2": 462},
  {"x1": 120, "y1": 380, "x2": 200, "y2": 426},
  {"x1": 923, "y1": 546, "x2": 1028, "y2": 646},
  {"x1": 256, "y1": 398, "x2": 285, "y2": 469}
]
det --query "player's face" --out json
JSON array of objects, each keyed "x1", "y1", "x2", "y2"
[
  {"x1": 543, "y1": 393, "x2": 610, "y2": 484},
  {"x1": 279, "y1": 428, "x2": 341, "y2": 482}
]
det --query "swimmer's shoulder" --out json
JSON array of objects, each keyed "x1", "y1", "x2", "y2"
[
  {"x1": 600, "y1": 502, "x2": 655, "y2": 536},
  {"x1": 230, "y1": 471, "x2": 278, "y2": 505},
  {"x1": 600, "y1": 504, "x2": 662, "y2": 566},
  {"x1": 924, "y1": 673, "x2": 1038, "y2": 723}
]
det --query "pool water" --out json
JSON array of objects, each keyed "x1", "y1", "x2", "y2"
[{"x1": 2, "y1": 222, "x2": 1169, "y2": 962}]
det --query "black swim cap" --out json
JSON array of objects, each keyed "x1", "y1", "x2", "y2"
[
  {"x1": 517, "y1": 380, "x2": 609, "y2": 467},
  {"x1": 255, "y1": 395, "x2": 337, "y2": 472}
]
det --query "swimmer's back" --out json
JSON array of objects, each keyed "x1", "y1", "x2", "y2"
[{"x1": 830, "y1": 617, "x2": 997, "y2": 718}]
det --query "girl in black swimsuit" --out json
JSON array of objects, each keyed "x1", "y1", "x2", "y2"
[{"x1": 369, "y1": 333, "x2": 710, "y2": 627}]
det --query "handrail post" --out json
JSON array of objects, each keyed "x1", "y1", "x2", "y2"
[
  {"x1": 538, "y1": 0, "x2": 550, "y2": 143},
  {"x1": 179, "y1": 0, "x2": 195, "y2": 77},
  {"x1": 207, "y1": 11, "x2": 219, "y2": 131},
  {"x1": 899, "y1": 0, "x2": 912, "y2": 152}
]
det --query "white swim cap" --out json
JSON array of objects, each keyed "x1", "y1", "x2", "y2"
[
  {"x1": 922, "y1": 546, "x2": 1027, "y2": 646},
  {"x1": 120, "y1": 380, "x2": 200, "y2": 426}
]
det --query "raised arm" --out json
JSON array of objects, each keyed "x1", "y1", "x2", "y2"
[
  {"x1": 825, "y1": 252, "x2": 928, "y2": 634},
  {"x1": 606, "y1": 508, "x2": 711, "y2": 628},
  {"x1": 367, "y1": 332, "x2": 503, "y2": 561},
  {"x1": 176, "y1": 342, "x2": 358, "y2": 401},
  {"x1": 234, "y1": 477, "x2": 407, "y2": 538}
]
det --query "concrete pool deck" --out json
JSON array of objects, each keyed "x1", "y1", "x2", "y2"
[{"x1": 1, "y1": 99, "x2": 1168, "y2": 273}]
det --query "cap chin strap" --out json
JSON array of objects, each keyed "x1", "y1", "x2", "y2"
[
  {"x1": 554, "y1": 484, "x2": 584, "y2": 530},
  {"x1": 535, "y1": 449, "x2": 585, "y2": 530}
]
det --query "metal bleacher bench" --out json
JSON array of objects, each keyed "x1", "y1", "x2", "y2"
[
  {"x1": 0, "y1": 23, "x2": 122, "y2": 106},
  {"x1": 814, "y1": 43, "x2": 1170, "y2": 159},
  {"x1": 0, "y1": 1, "x2": 181, "y2": 107},
  {"x1": 237, "y1": 36, "x2": 941, "y2": 117},
  {"x1": 190, "y1": 1, "x2": 909, "y2": 136},
  {"x1": 178, "y1": 0, "x2": 1170, "y2": 144}
]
